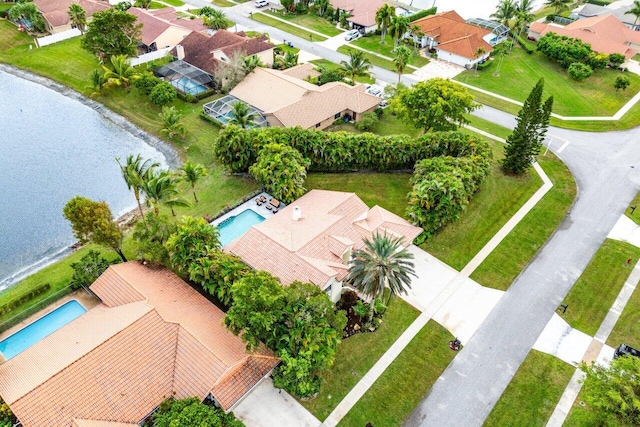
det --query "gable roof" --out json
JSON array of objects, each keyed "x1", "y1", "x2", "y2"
[
  {"x1": 330, "y1": 0, "x2": 399, "y2": 27},
  {"x1": 578, "y1": 3, "x2": 638, "y2": 26},
  {"x1": 0, "y1": 263, "x2": 278, "y2": 427},
  {"x1": 225, "y1": 190, "x2": 422, "y2": 288},
  {"x1": 33, "y1": 0, "x2": 110, "y2": 28},
  {"x1": 229, "y1": 67, "x2": 382, "y2": 128},
  {"x1": 413, "y1": 10, "x2": 493, "y2": 59},
  {"x1": 531, "y1": 14, "x2": 640, "y2": 58},
  {"x1": 128, "y1": 7, "x2": 207, "y2": 46},
  {"x1": 171, "y1": 29, "x2": 273, "y2": 75}
]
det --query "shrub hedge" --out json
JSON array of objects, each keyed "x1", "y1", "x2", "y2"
[
  {"x1": 514, "y1": 33, "x2": 534, "y2": 54},
  {"x1": 408, "y1": 7, "x2": 437, "y2": 22},
  {"x1": 0, "y1": 283, "x2": 51, "y2": 316}
]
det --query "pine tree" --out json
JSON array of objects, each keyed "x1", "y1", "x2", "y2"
[{"x1": 502, "y1": 79, "x2": 554, "y2": 175}]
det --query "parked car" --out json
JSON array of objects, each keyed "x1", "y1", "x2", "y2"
[
  {"x1": 379, "y1": 100, "x2": 389, "y2": 108},
  {"x1": 366, "y1": 85, "x2": 383, "y2": 97},
  {"x1": 344, "y1": 29, "x2": 361, "y2": 41},
  {"x1": 255, "y1": 0, "x2": 269, "y2": 7},
  {"x1": 614, "y1": 343, "x2": 640, "y2": 359}
]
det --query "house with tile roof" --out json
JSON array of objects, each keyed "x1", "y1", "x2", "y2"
[
  {"x1": 576, "y1": 3, "x2": 640, "y2": 31},
  {"x1": 225, "y1": 190, "x2": 422, "y2": 302},
  {"x1": 170, "y1": 29, "x2": 275, "y2": 76},
  {"x1": 207, "y1": 66, "x2": 381, "y2": 129},
  {"x1": 0, "y1": 262, "x2": 278, "y2": 427},
  {"x1": 127, "y1": 7, "x2": 208, "y2": 54},
  {"x1": 528, "y1": 14, "x2": 640, "y2": 59},
  {"x1": 330, "y1": 0, "x2": 410, "y2": 33},
  {"x1": 32, "y1": 0, "x2": 110, "y2": 34},
  {"x1": 411, "y1": 10, "x2": 493, "y2": 68}
]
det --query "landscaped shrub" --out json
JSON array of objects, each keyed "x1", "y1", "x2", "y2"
[
  {"x1": 0, "y1": 397, "x2": 15, "y2": 427},
  {"x1": 615, "y1": 76, "x2": 631, "y2": 91},
  {"x1": 587, "y1": 52, "x2": 608, "y2": 70},
  {"x1": 134, "y1": 72, "x2": 161, "y2": 95},
  {"x1": 249, "y1": 143, "x2": 310, "y2": 204},
  {"x1": 408, "y1": 7, "x2": 437, "y2": 22},
  {"x1": 151, "y1": 397, "x2": 244, "y2": 427},
  {"x1": 514, "y1": 33, "x2": 534, "y2": 54},
  {"x1": 354, "y1": 111, "x2": 379, "y2": 131},
  {"x1": 568, "y1": 62, "x2": 593, "y2": 81},
  {"x1": 0, "y1": 283, "x2": 51, "y2": 316},
  {"x1": 537, "y1": 32, "x2": 591, "y2": 68},
  {"x1": 477, "y1": 59, "x2": 494, "y2": 70},
  {"x1": 609, "y1": 53, "x2": 626, "y2": 67},
  {"x1": 188, "y1": 251, "x2": 248, "y2": 307},
  {"x1": 69, "y1": 250, "x2": 118, "y2": 289},
  {"x1": 150, "y1": 81, "x2": 177, "y2": 106}
]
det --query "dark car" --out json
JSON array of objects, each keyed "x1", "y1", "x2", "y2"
[{"x1": 613, "y1": 343, "x2": 640, "y2": 359}]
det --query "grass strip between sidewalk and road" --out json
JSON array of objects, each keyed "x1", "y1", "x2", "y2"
[
  {"x1": 251, "y1": 12, "x2": 328, "y2": 41},
  {"x1": 484, "y1": 350, "x2": 575, "y2": 427},
  {"x1": 299, "y1": 299, "x2": 419, "y2": 421},
  {"x1": 625, "y1": 190, "x2": 640, "y2": 225},
  {"x1": 606, "y1": 263, "x2": 640, "y2": 349},
  {"x1": 336, "y1": 320, "x2": 456, "y2": 427},
  {"x1": 337, "y1": 45, "x2": 396, "y2": 72},
  {"x1": 559, "y1": 239, "x2": 640, "y2": 337},
  {"x1": 265, "y1": 10, "x2": 342, "y2": 37}
]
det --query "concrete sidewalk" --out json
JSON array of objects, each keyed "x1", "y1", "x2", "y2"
[{"x1": 607, "y1": 214, "x2": 640, "y2": 247}]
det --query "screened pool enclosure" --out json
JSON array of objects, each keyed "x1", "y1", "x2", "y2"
[
  {"x1": 154, "y1": 60, "x2": 215, "y2": 96},
  {"x1": 203, "y1": 95, "x2": 268, "y2": 127}
]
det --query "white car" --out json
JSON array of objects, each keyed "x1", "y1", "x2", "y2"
[
  {"x1": 255, "y1": 0, "x2": 269, "y2": 7},
  {"x1": 366, "y1": 85, "x2": 383, "y2": 97},
  {"x1": 344, "y1": 29, "x2": 361, "y2": 41}
]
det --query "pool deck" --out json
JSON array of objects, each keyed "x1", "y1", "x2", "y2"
[
  {"x1": 211, "y1": 192, "x2": 286, "y2": 227},
  {"x1": 0, "y1": 288, "x2": 101, "y2": 342}
]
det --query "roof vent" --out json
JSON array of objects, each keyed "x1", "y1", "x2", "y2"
[
  {"x1": 292, "y1": 206, "x2": 302, "y2": 221},
  {"x1": 176, "y1": 44, "x2": 185, "y2": 60}
]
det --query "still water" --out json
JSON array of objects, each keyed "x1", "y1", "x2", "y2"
[
  {"x1": 399, "y1": 0, "x2": 544, "y2": 19},
  {"x1": 0, "y1": 70, "x2": 169, "y2": 288}
]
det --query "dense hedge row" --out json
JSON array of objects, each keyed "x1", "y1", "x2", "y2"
[
  {"x1": 408, "y1": 7, "x2": 437, "y2": 22},
  {"x1": 0, "y1": 283, "x2": 51, "y2": 316},
  {"x1": 214, "y1": 125, "x2": 491, "y2": 173}
]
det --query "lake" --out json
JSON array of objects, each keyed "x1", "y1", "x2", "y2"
[
  {"x1": 0, "y1": 69, "x2": 171, "y2": 289},
  {"x1": 399, "y1": 0, "x2": 544, "y2": 20}
]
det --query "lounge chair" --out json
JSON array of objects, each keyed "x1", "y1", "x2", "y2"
[
  {"x1": 270, "y1": 198, "x2": 280, "y2": 208},
  {"x1": 255, "y1": 198, "x2": 262, "y2": 206},
  {"x1": 260, "y1": 195, "x2": 267, "y2": 202}
]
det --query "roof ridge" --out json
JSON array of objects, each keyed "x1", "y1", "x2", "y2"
[{"x1": 169, "y1": 318, "x2": 181, "y2": 396}]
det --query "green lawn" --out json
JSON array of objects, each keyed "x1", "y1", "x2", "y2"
[
  {"x1": 308, "y1": 58, "x2": 375, "y2": 84},
  {"x1": 455, "y1": 45, "x2": 640, "y2": 117},
  {"x1": 350, "y1": 34, "x2": 428, "y2": 68},
  {"x1": 560, "y1": 239, "x2": 640, "y2": 336},
  {"x1": 159, "y1": 0, "x2": 184, "y2": 6},
  {"x1": 465, "y1": 114, "x2": 512, "y2": 140},
  {"x1": 337, "y1": 46, "x2": 397, "y2": 72},
  {"x1": 484, "y1": 350, "x2": 574, "y2": 427},
  {"x1": 324, "y1": 109, "x2": 421, "y2": 137},
  {"x1": 251, "y1": 12, "x2": 328, "y2": 41},
  {"x1": 266, "y1": 10, "x2": 341, "y2": 36},
  {"x1": 606, "y1": 268, "x2": 640, "y2": 349},
  {"x1": 211, "y1": 0, "x2": 237, "y2": 6},
  {"x1": 471, "y1": 152, "x2": 577, "y2": 290},
  {"x1": 337, "y1": 320, "x2": 455, "y2": 427},
  {"x1": 563, "y1": 389, "x2": 600, "y2": 427},
  {"x1": 300, "y1": 299, "x2": 419, "y2": 421},
  {"x1": 625, "y1": 191, "x2": 640, "y2": 225}
]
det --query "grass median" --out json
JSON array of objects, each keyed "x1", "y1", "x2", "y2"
[{"x1": 337, "y1": 45, "x2": 396, "y2": 72}]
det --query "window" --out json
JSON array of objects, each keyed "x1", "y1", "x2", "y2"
[
  {"x1": 334, "y1": 112, "x2": 341, "y2": 119},
  {"x1": 315, "y1": 123, "x2": 321, "y2": 128}
]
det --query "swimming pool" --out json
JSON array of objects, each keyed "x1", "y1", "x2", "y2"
[
  {"x1": 171, "y1": 77, "x2": 207, "y2": 95},
  {"x1": 0, "y1": 300, "x2": 87, "y2": 360},
  {"x1": 217, "y1": 209, "x2": 266, "y2": 247}
]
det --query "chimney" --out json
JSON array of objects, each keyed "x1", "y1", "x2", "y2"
[
  {"x1": 176, "y1": 44, "x2": 185, "y2": 60},
  {"x1": 292, "y1": 206, "x2": 301, "y2": 221}
]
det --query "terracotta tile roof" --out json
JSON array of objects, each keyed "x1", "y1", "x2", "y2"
[
  {"x1": 128, "y1": 7, "x2": 207, "y2": 46},
  {"x1": 34, "y1": 0, "x2": 110, "y2": 28},
  {"x1": 531, "y1": 14, "x2": 640, "y2": 58},
  {"x1": 73, "y1": 421, "x2": 139, "y2": 427},
  {"x1": 282, "y1": 63, "x2": 320, "y2": 80},
  {"x1": 226, "y1": 190, "x2": 422, "y2": 288},
  {"x1": 171, "y1": 30, "x2": 273, "y2": 75},
  {"x1": 0, "y1": 263, "x2": 278, "y2": 426},
  {"x1": 230, "y1": 67, "x2": 380, "y2": 128},
  {"x1": 330, "y1": 0, "x2": 396, "y2": 27},
  {"x1": 413, "y1": 10, "x2": 493, "y2": 60}
]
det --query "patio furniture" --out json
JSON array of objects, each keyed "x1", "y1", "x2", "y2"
[
  {"x1": 260, "y1": 195, "x2": 267, "y2": 202},
  {"x1": 272, "y1": 208, "x2": 278, "y2": 214},
  {"x1": 265, "y1": 204, "x2": 272, "y2": 210},
  {"x1": 270, "y1": 198, "x2": 280, "y2": 208},
  {"x1": 255, "y1": 198, "x2": 262, "y2": 206}
]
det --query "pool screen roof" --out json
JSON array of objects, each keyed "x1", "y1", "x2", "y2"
[
  {"x1": 203, "y1": 95, "x2": 268, "y2": 127},
  {"x1": 466, "y1": 18, "x2": 510, "y2": 37},
  {"x1": 154, "y1": 60, "x2": 214, "y2": 85}
]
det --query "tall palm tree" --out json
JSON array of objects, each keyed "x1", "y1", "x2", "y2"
[
  {"x1": 159, "y1": 106, "x2": 186, "y2": 139},
  {"x1": 116, "y1": 154, "x2": 159, "y2": 222},
  {"x1": 388, "y1": 15, "x2": 410, "y2": 50},
  {"x1": 490, "y1": 0, "x2": 516, "y2": 27},
  {"x1": 514, "y1": 0, "x2": 535, "y2": 33},
  {"x1": 626, "y1": 0, "x2": 640, "y2": 28},
  {"x1": 346, "y1": 232, "x2": 417, "y2": 316},
  {"x1": 179, "y1": 161, "x2": 207, "y2": 202},
  {"x1": 340, "y1": 49, "x2": 372, "y2": 82},
  {"x1": 143, "y1": 170, "x2": 189, "y2": 216},
  {"x1": 67, "y1": 3, "x2": 86, "y2": 34},
  {"x1": 545, "y1": 0, "x2": 571, "y2": 14},
  {"x1": 102, "y1": 54, "x2": 137, "y2": 92},
  {"x1": 375, "y1": 4, "x2": 395, "y2": 44},
  {"x1": 474, "y1": 46, "x2": 486, "y2": 75},
  {"x1": 393, "y1": 45, "x2": 412, "y2": 84},
  {"x1": 228, "y1": 101, "x2": 258, "y2": 129},
  {"x1": 408, "y1": 24, "x2": 424, "y2": 53}
]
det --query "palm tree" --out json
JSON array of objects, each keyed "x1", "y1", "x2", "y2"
[
  {"x1": 375, "y1": 4, "x2": 395, "y2": 44},
  {"x1": 143, "y1": 170, "x2": 189, "y2": 216},
  {"x1": 340, "y1": 49, "x2": 372, "y2": 82},
  {"x1": 275, "y1": 51, "x2": 298, "y2": 70},
  {"x1": 514, "y1": 0, "x2": 535, "y2": 33},
  {"x1": 159, "y1": 106, "x2": 186, "y2": 139},
  {"x1": 179, "y1": 161, "x2": 207, "y2": 202},
  {"x1": 408, "y1": 24, "x2": 424, "y2": 53},
  {"x1": 201, "y1": 8, "x2": 229, "y2": 30},
  {"x1": 388, "y1": 15, "x2": 410, "y2": 50},
  {"x1": 87, "y1": 69, "x2": 105, "y2": 98},
  {"x1": 134, "y1": 0, "x2": 152, "y2": 9},
  {"x1": 490, "y1": 0, "x2": 516, "y2": 27},
  {"x1": 545, "y1": 0, "x2": 571, "y2": 14},
  {"x1": 102, "y1": 55, "x2": 137, "y2": 92},
  {"x1": 393, "y1": 45, "x2": 412, "y2": 84},
  {"x1": 67, "y1": 3, "x2": 86, "y2": 34},
  {"x1": 473, "y1": 46, "x2": 486, "y2": 75},
  {"x1": 347, "y1": 232, "x2": 416, "y2": 317},
  {"x1": 626, "y1": 0, "x2": 640, "y2": 28},
  {"x1": 116, "y1": 154, "x2": 159, "y2": 222},
  {"x1": 228, "y1": 101, "x2": 258, "y2": 129},
  {"x1": 241, "y1": 55, "x2": 265, "y2": 74}
]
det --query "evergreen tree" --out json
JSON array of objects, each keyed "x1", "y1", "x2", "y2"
[{"x1": 502, "y1": 79, "x2": 553, "y2": 175}]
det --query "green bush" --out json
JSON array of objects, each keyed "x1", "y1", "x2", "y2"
[
  {"x1": 568, "y1": 62, "x2": 593, "y2": 81},
  {"x1": 477, "y1": 59, "x2": 494, "y2": 70},
  {"x1": 151, "y1": 397, "x2": 244, "y2": 427},
  {"x1": 408, "y1": 7, "x2": 437, "y2": 22},
  {"x1": 69, "y1": 250, "x2": 118, "y2": 289},
  {"x1": 0, "y1": 283, "x2": 51, "y2": 316},
  {"x1": 150, "y1": 81, "x2": 177, "y2": 106},
  {"x1": 615, "y1": 76, "x2": 631, "y2": 91},
  {"x1": 609, "y1": 53, "x2": 626, "y2": 67},
  {"x1": 587, "y1": 52, "x2": 608, "y2": 70},
  {"x1": 134, "y1": 72, "x2": 161, "y2": 95},
  {"x1": 354, "y1": 111, "x2": 379, "y2": 131},
  {"x1": 514, "y1": 34, "x2": 534, "y2": 54}
]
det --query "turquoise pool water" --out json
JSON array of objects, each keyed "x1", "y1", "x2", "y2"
[
  {"x1": 0, "y1": 300, "x2": 87, "y2": 360},
  {"x1": 218, "y1": 209, "x2": 266, "y2": 247},
  {"x1": 171, "y1": 77, "x2": 207, "y2": 95}
]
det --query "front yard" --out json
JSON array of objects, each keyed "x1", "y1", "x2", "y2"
[
  {"x1": 265, "y1": 10, "x2": 341, "y2": 37},
  {"x1": 251, "y1": 12, "x2": 328, "y2": 41},
  {"x1": 349, "y1": 33, "x2": 429, "y2": 68}
]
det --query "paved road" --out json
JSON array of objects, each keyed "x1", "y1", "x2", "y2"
[{"x1": 406, "y1": 107, "x2": 640, "y2": 425}]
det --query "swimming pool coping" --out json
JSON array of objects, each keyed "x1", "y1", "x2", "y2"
[{"x1": 211, "y1": 192, "x2": 286, "y2": 227}]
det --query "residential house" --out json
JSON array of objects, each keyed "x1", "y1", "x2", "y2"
[
  {"x1": 528, "y1": 14, "x2": 640, "y2": 59},
  {"x1": 575, "y1": 3, "x2": 640, "y2": 31},
  {"x1": 330, "y1": 0, "x2": 410, "y2": 34},
  {"x1": 0, "y1": 262, "x2": 279, "y2": 427},
  {"x1": 127, "y1": 7, "x2": 208, "y2": 54},
  {"x1": 203, "y1": 65, "x2": 382, "y2": 129},
  {"x1": 32, "y1": 0, "x2": 110, "y2": 34},
  {"x1": 225, "y1": 190, "x2": 422, "y2": 302},
  {"x1": 411, "y1": 10, "x2": 493, "y2": 67}
]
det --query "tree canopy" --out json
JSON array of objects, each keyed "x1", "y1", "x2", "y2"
[
  {"x1": 81, "y1": 9, "x2": 142, "y2": 60},
  {"x1": 249, "y1": 143, "x2": 310, "y2": 204},
  {"x1": 165, "y1": 216, "x2": 221, "y2": 274},
  {"x1": 151, "y1": 397, "x2": 244, "y2": 427}
]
